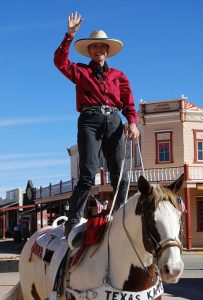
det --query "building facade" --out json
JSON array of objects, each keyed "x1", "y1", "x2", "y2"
[
  {"x1": 0, "y1": 184, "x2": 35, "y2": 239},
  {"x1": 139, "y1": 98, "x2": 203, "y2": 248}
]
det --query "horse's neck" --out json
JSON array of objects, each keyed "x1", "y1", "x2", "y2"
[
  {"x1": 107, "y1": 194, "x2": 154, "y2": 287},
  {"x1": 70, "y1": 194, "x2": 154, "y2": 291}
]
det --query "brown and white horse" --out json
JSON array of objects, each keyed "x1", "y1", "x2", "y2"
[{"x1": 2, "y1": 175, "x2": 184, "y2": 300}]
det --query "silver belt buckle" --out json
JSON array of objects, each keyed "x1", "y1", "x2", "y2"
[{"x1": 101, "y1": 105, "x2": 111, "y2": 115}]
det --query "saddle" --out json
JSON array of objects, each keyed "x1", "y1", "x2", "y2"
[{"x1": 29, "y1": 197, "x2": 109, "y2": 299}]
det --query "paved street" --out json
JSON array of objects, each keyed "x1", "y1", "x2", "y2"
[{"x1": 0, "y1": 240, "x2": 202, "y2": 299}]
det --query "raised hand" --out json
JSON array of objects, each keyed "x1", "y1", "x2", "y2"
[{"x1": 68, "y1": 12, "x2": 83, "y2": 37}]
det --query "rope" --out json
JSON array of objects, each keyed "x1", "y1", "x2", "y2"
[
  {"x1": 137, "y1": 137, "x2": 146, "y2": 177},
  {"x1": 108, "y1": 135, "x2": 146, "y2": 219},
  {"x1": 107, "y1": 136, "x2": 128, "y2": 221},
  {"x1": 91, "y1": 136, "x2": 159, "y2": 298},
  {"x1": 122, "y1": 138, "x2": 153, "y2": 278},
  {"x1": 124, "y1": 139, "x2": 133, "y2": 204}
]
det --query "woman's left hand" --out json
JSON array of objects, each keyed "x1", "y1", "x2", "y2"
[{"x1": 125, "y1": 123, "x2": 139, "y2": 140}]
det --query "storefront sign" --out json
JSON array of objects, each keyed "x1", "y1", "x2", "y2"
[{"x1": 144, "y1": 101, "x2": 180, "y2": 114}]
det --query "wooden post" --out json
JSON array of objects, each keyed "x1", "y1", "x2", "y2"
[
  {"x1": 100, "y1": 168, "x2": 105, "y2": 185},
  {"x1": 40, "y1": 204, "x2": 43, "y2": 228},
  {"x1": 60, "y1": 180, "x2": 62, "y2": 194},
  {"x1": 60, "y1": 200, "x2": 62, "y2": 216},
  {"x1": 184, "y1": 187, "x2": 192, "y2": 249},
  {"x1": 49, "y1": 183, "x2": 52, "y2": 196},
  {"x1": 49, "y1": 202, "x2": 52, "y2": 224},
  {"x1": 35, "y1": 204, "x2": 38, "y2": 232},
  {"x1": 2, "y1": 212, "x2": 6, "y2": 240},
  {"x1": 184, "y1": 164, "x2": 189, "y2": 181}
]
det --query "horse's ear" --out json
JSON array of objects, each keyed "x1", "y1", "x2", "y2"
[
  {"x1": 138, "y1": 176, "x2": 151, "y2": 195},
  {"x1": 167, "y1": 173, "x2": 184, "y2": 194}
]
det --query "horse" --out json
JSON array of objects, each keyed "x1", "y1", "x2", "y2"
[{"x1": 2, "y1": 174, "x2": 184, "y2": 300}]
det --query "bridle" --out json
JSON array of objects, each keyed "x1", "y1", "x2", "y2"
[
  {"x1": 139, "y1": 196, "x2": 183, "y2": 263},
  {"x1": 113, "y1": 138, "x2": 183, "y2": 268},
  {"x1": 109, "y1": 138, "x2": 183, "y2": 281},
  {"x1": 156, "y1": 238, "x2": 182, "y2": 260}
]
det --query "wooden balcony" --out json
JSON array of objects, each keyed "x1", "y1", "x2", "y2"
[{"x1": 35, "y1": 164, "x2": 203, "y2": 201}]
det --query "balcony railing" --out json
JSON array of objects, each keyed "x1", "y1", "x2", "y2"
[
  {"x1": 187, "y1": 165, "x2": 203, "y2": 181},
  {"x1": 105, "y1": 166, "x2": 184, "y2": 184},
  {"x1": 35, "y1": 165, "x2": 203, "y2": 200}
]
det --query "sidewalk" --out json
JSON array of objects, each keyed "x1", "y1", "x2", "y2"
[{"x1": 0, "y1": 239, "x2": 22, "y2": 296}]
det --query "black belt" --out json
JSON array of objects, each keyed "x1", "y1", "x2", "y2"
[{"x1": 82, "y1": 105, "x2": 119, "y2": 115}]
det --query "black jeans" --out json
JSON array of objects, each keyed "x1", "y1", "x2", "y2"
[{"x1": 67, "y1": 110, "x2": 128, "y2": 221}]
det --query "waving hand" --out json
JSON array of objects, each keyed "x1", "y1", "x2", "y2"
[{"x1": 68, "y1": 12, "x2": 83, "y2": 37}]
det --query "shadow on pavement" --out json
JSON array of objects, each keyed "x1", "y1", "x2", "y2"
[
  {"x1": 0, "y1": 239, "x2": 24, "y2": 255},
  {"x1": 164, "y1": 278, "x2": 203, "y2": 299},
  {"x1": 0, "y1": 260, "x2": 19, "y2": 273}
]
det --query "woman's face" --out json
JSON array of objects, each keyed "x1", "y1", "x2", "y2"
[{"x1": 88, "y1": 43, "x2": 109, "y2": 65}]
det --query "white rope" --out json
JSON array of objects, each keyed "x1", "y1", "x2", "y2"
[
  {"x1": 108, "y1": 135, "x2": 146, "y2": 219},
  {"x1": 137, "y1": 137, "x2": 146, "y2": 177},
  {"x1": 108, "y1": 137, "x2": 128, "y2": 221},
  {"x1": 124, "y1": 139, "x2": 133, "y2": 204}
]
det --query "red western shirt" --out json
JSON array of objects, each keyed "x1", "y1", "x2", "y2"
[{"x1": 54, "y1": 33, "x2": 138, "y2": 124}]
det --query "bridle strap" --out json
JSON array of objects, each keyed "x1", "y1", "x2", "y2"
[
  {"x1": 156, "y1": 239, "x2": 182, "y2": 260},
  {"x1": 143, "y1": 214, "x2": 183, "y2": 261}
]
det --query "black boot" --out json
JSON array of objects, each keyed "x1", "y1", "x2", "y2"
[
  {"x1": 64, "y1": 219, "x2": 73, "y2": 239},
  {"x1": 64, "y1": 218, "x2": 80, "y2": 239}
]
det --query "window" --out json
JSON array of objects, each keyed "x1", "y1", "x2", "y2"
[
  {"x1": 198, "y1": 142, "x2": 203, "y2": 160},
  {"x1": 194, "y1": 130, "x2": 203, "y2": 162},
  {"x1": 197, "y1": 199, "x2": 203, "y2": 231},
  {"x1": 155, "y1": 131, "x2": 173, "y2": 164}
]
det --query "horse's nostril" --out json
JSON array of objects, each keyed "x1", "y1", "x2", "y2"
[
  {"x1": 163, "y1": 264, "x2": 182, "y2": 277},
  {"x1": 173, "y1": 268, "x2": 181, "y2": 277},
  {"x1": 163, "y1": 264, "x2": 170, "y2": 274}
]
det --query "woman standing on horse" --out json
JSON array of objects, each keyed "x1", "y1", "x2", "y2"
[{"x1": 54, "y1": 12, "x2": 139, "y2": 239}]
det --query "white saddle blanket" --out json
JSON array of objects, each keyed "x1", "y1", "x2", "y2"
[
  {"x1": 35, "y1": 224, "x2": 68, "y2": 292},
  {"x1": 36, "y1": 224, "x2": 66, "y2": 251}
]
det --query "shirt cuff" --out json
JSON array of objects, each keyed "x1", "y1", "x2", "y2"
[
  {"x1": 65, "y1": 32, "x2": 74, "y2": 41},
  {"x1": 127, "y1": 115, "x2": 138, "y2": 124}
]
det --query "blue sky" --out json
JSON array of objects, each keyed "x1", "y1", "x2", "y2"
[{"x1": 0, "y1": 0, "x2": 203, "y2": 198}]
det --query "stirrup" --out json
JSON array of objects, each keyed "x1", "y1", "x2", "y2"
[{"x1": 68, "y1": 218, "x2": 87, "y2": 250}]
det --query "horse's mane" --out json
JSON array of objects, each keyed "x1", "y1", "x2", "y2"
[{"x1": 153, "y1": 184, "x2": 179, "y2": 210}]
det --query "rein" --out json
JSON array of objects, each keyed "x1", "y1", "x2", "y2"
[
  {"x1": 108, "y1": 136, "x2": 128, "y2": 220},
  {"x1": 108, "y1": 136, "x2": 145, "y2": 220}
]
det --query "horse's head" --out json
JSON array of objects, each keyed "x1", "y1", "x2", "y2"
[{"x1": 136, "y1": 174, "x2": 184, "y2": 283}]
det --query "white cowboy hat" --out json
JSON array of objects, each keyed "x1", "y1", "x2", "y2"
[{"x1": 74, "y1": 30, "x2": 123, "y2": 58}]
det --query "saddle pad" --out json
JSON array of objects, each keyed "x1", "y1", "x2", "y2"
[
  {"x1": 36, "y1": 224, "x2": 65, "y2": 254},
  {"x1": 48, "y1": 239, "x2": 68, "y2": 291},
  {"x1": 29, "y1": 226, "x2": 69, "y2": 295}
]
